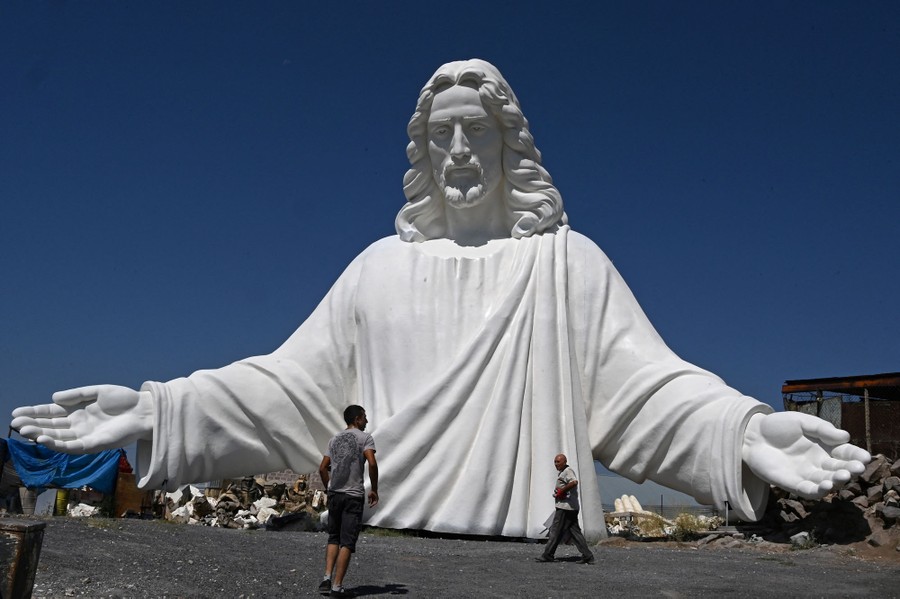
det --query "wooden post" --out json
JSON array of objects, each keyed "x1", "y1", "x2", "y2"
[
  {"x1": 864, "y1": 387, "x2": 872, "y2": 454},
  {"x1": 0, "y1": 519, "x2": 46, "y2": 599}
]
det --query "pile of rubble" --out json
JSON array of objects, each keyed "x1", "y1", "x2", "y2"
[
  {"x1": 606, "y1": 494, "x2": 662, "y2": 536},
  {"x1": 606, "y1": 494, "x2": 722, "y2": 539},
  {"x1": 752, "y1": 453, "x2": 900, "y2": 550},
  {"x1": 165, "y1": 475, "x2": 328, "y2": 531}
]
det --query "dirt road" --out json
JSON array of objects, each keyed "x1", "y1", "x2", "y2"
[{"x1": 17, "y1": 517, "x2": 900, "y2": 598}]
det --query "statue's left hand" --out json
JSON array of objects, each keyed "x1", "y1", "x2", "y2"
[{"x1": 742, "y1": 411, "x2": 870, "y2": 499}]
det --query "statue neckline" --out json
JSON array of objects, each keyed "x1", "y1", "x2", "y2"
[{"x1": 412, "y1": 237, "x2": 517, "y2": 259}]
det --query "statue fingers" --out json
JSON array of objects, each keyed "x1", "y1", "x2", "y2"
[
  {"x1": 12, "y1": 403, "x2": 69, "y2": 420},
  {"x1": 15, "y1": 424, "x2": 45, "y2": 440},
  {"x1": 804, "y1": 460, "x2": 853, "y2": 485},
  {"x1": 794, "y1": 479, "x2": 833, "y2": 499},
  {"x1": 820, "y1": 454, "x2": 865, "y2": 477},
  {"x1": 829, "y1": 469, "x2": 852, "y2": 485},
  {"x1": 798, "y1": 416, "x2": 850, "y2": 446},
  {"x1": 817, "y1": 456, "x2": 852, "y2": 473},
  {"x1": 28, "y1": 416, "x2": 79, "y2": 430},
  {"x1": 52, "y1": 386, "x2": 103, "y2": 407},
  {"x1": 831, "y1": 443, "x2": 871, "y2": 469},
  {"x1": 35, "y1": 435, "x2": 86, "y2": 454},
  {"x1": 24, "y1": 427, "x2": 80, "y2": 442}
]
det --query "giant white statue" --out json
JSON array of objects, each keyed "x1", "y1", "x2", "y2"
[{"x1": 12, "y1": 59, "x2": 869, "y2": 541}]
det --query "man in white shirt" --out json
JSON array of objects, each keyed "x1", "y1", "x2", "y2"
[{"x1": 537, "y1": 454, "x2": 594, "y2": 564}]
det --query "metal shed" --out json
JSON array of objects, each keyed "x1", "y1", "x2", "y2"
[{"x1": 782, "y1": 372, "x2": 900, "y2": 460}]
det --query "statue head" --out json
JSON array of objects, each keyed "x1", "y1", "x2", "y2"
[{"x1": 395, "y1": 59, "x2": 568, "y2": 242}]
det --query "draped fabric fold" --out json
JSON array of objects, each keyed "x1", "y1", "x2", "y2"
[{"x1": 367, "y1": 227, "x2": 604, "y2": 538}]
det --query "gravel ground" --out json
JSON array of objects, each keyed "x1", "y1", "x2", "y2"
[{"x1": 11, "y1": 516, "x2": 900, "y2": 598}]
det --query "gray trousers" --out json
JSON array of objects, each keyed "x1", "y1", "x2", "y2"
[{"x1": 541, "y1": 508, "x2": 593, "y2": 560}]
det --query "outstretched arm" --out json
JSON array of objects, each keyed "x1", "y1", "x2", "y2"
[
  {"x1": 742, "y1": 411, "x2": 870, "y2": 499},
  {"x1": 11, "y1": 384, "x2": 154, "y2": 454}
]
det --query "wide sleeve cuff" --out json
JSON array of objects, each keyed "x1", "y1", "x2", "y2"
[
  {"x1": 134, "y1": 380, "x2": 179, "y2": 491},
  {"x1": 711, "y1": 398, "x2": 773, "y2": 522}
]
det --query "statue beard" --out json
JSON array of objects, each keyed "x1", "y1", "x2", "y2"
[
  {"x1": 442, "y1": 183, "x2": 486, "y2": 208},
  {"x1": 438, "y1": 164, "x2": 487, "y2": 209}
]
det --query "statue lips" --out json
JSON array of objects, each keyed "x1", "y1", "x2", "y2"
[{"x1": 444, "y1": 163, "x2": 482, "y2": 184}]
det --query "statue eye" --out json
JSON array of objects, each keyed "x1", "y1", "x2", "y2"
[{"x1": 432, "y1": 125, "x2": 450, "y2": 137}]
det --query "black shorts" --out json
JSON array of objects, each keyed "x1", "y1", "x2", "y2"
[{"x1": 327, "y1": 491, "x2": 364, "y2": 552}]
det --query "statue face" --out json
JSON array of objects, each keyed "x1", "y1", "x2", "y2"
[{"x1": 427, "y1": 85, "x2": 503, "y2": 211}]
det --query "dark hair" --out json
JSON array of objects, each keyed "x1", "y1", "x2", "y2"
[{"x1": 343, "y1": 405, "x2": 365, "y2": 425}]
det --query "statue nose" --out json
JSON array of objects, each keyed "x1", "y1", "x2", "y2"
[{"x1": 450, "y1": 126, "x2": 470, "y2": 161}]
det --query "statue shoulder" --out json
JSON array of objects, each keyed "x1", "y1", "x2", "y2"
[
  {"x1": 565, "y1": 229, "x2": 613, "y2": 266},
  {"x1": 329, "y1": 236, "x2": 408, "y2": 286},
  {"x1": 348, "y1": 235, "x2": 411, "y2": 265},
  {"x1": 359, "y1": 235, "x2": 407, "y2": 256}
]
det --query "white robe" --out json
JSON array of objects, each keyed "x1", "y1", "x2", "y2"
[{"x1": 135, "y1": 226, "x2": 772, "y2": 540}]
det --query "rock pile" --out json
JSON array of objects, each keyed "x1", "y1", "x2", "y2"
[
  {"x1": 752, "y1": 453, "x2": 900, "y2": 550},
  {"x1": 605, "y1": 494, "x2": 724, "y2": 539},
  {"x1": 165, "y1": 475, "x2": 327, "y2": 531}
]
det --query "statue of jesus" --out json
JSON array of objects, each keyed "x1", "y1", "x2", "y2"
[{"x1": 12, "y1": 59, "x2": 869, "y2": 541}]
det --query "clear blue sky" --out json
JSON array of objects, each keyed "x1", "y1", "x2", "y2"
[{"x1": 2, "y1": 1, "x2": 898, "y2": 438}]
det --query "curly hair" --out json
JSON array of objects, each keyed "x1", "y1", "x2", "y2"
[{"x1": 395, "y1": 59, "x2": 568, "y2": 242}]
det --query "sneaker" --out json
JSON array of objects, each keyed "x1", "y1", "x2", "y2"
[
  {"x1": 330, "y1": 588, "x2": 356, "y2": 598},
  {"x1": 318, "y1": 579, "x2": 331, "y2": 593},
  {"x1": 578, "y1": 556, "x2": 596, "y2": 564},
  {"x1": 535, "y1": 555, "x2": 554, "y2": 562}
]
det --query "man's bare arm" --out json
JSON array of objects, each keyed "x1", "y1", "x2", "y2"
[
  {"x1": 318, "y1": 455, "x2": 331, "y2": 489},
  {"x1": 364, "y1": 448, "x2": 378, "y2": 507}
]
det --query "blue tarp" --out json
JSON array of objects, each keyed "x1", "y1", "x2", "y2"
[{"x1": 2, "y1": 438, "x2": 122, "y2": 494}]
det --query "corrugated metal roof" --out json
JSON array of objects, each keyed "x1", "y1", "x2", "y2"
[{"x1": 782, "y1": 371, "x2": 900, "y2": 401}]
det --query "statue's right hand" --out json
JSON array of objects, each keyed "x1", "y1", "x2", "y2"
[{"x1": 11, "y1": 384, "x2": 154, "y2": 454}]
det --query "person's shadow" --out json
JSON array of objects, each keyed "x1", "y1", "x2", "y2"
[
  {"x1": 348, "y1": 583, "x2": 409, "y2": 596},
  {"x1": 553, "y1": 556, "x2": 584, "y2": 563}
]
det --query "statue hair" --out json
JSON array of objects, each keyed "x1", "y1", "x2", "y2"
[{"x1": 395, "y1": 59, "x2": 568, "y2": 242}]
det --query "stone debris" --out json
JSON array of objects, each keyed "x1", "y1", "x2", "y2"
[
  {"x1": 752, "y1": 453, "x2": 900, "y2": 551},
  {"x1": 605, "y1": 494, "x2": 723, "y2": 540},
  {"x1": 67, "y1": 503, "x2": 101, "y2": 517},
  {"x1": 606, "y1": 494, "x2": 670, "y2": 536},
  {"x1": 603, "y1": 455, "x2": 900, "y2": 553},
  {"x1": 162, "y1": 475, "x2": 327, "y2": 531},
  {"x1": 146, "y1": 456, "x2": 897, "y2": 555}
]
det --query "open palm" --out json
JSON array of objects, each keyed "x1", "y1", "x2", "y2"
[
  {"x1": 11, "y1": 384, "x2": 153, "y2": 454},
  {"x1": 742, "y1": 411, "x2": 870, "y2": 498}
]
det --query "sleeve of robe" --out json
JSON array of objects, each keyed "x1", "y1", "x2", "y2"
[
  {"x1": 566, "y1": 231, "x2": 773, "y2": 521},
  {"x1": 133, "y1": 248, "x2": 367, "y2": 491}
]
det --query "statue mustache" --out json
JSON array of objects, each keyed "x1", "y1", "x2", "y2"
[{"x1": 443, "y1": 161, "x2": 483, "y2": 181}]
